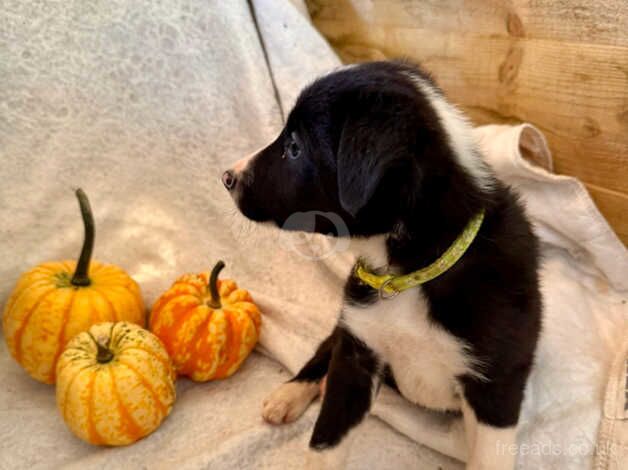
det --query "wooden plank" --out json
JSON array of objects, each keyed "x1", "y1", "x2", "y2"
[
  {"x1": 307, "y1": 0, "x2": 628, "y2": 47},
  {"x1": 306, "y1": 0, "x2": 628, "y2": 244},
  {"x1": 586, "y1": 184, "x2": 628, "y2": 245}
]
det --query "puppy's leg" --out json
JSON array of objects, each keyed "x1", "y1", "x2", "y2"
[
  {"x1": 306, "y1": 330, "x2": 381, "y2": 469},
  {"x1": 460, "y1": 372, "x2": 527, "y2": 470},
  {"x1": 262, "y1": 328, "x2": 339, "y2": 424}
]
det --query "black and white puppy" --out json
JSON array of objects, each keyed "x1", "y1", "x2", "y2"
[{"x1": 222, "y1": 61, "x2": 541, "y2": 469}]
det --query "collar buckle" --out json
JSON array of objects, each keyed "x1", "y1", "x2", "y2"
[{"x1": 379, "y1": 279, "x2": 400, "y2": 300}]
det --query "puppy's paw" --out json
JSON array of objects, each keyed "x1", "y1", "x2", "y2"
[{"x1": 262, "y1": 381, "x2": 319, "y2": 425}]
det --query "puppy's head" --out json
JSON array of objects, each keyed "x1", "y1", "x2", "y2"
[{"x1": 223, "y1": 61, "x2": 482, "y2": 237}]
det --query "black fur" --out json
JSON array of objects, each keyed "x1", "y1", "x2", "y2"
[
  {"x1": 309, "y1": 329, "x2": 379, "y2": 449},
  {"x1": 224, "y1": 60, "x2": 541, "y2": 449}
]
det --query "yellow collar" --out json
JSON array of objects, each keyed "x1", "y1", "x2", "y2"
[{"x1": 355, "y1": 210, "x2": 485, "y2": 299}]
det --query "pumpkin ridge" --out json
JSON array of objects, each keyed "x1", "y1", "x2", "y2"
[
  {"x1": 120, "y1": 346, "x2": 176, "y2": 396},
  {"x1": 13, "y1": 287, "x2": 58, "y2": 362},
  {"x1": 180, "y1": 311, "x2": 212, "y2": 376},
  {"x1": 88, "y1": 274, "x2": 130, "y2": 285},
  {"x1": 94, "y1": 271, "x2": 137, "y2": 284},
  {"x1": 61, "y1": 365, "x2": 94, "y2": 424},
  {"x1": 91, "y1": 286, "x2": 119, "y2": 322},
  {"x1": 87, "y1": 261, "x2": 106, "y2": 275},
  {"x1": 239, "y1": 302, "x2": 261, "y2": 334},
  {"x1": 3, "y1": 278, "x2": 51, "y2": 316},
  {"x1": 153, "y1": 294, "x2": 199, "y2": 328},
  {"x1": 218, "y1": 279, "x2": 237, "y2": 298},
  {"x1": 106, "y1": 322, "x2": 116, "y2": 349},
  {"x1": 68, "y1": 338, "x2": 95, "y2": 356},
  {"x1": 226, "y1": 309, "x2": 247, "y2": 375},
  {"x1": 161, "y1": 302, "x2": 201, "y2": 358},
  {"x1": 214, "y1": 308, "x2": 239, "y2": 379},
  {"x1": 191, "y1": 311, "x2": 221, "y2": 379},
  {"x1": 149, "y1": 292, "x2": 180, "y2": 321},
  {"x1": 109, "y1": 366, "x2": 144, "y2": 442},
  {"x1": 86, "y1": 370, "x2": 104, "y2": 445},
  {"x1": 88, "y1": 270, "x2": 135, "y2": 287},
  {"x1": 151, "y1": 283, "x2": 201, "y2": 312},
  {"x1": 172, "y1": 279, "x2": 205, "y2": 295},
  {"x1": 32, "y1": 264, "x2": 61, "y2": 275},
  {"x1": 117, "y1": 360, "x2": 168, "y2": 415},
  {"x1": 60, "y1": 261, "x2": 76, "y2": 274},
  {"x1": 111, "y1": 323, "x2": 134, "y2": 350},
  {"x1": 119, "y1": 346, "x2": 171, "y2": 371},
  {"x1": 225, "y1": 308, "x2": 241, "y2": 375},
  {"x1": 48, "y1": 289, "x2": 78, "y2": 383},
  {"x1": 3, "y1": 277, "x2": 52, "y2": 320}
]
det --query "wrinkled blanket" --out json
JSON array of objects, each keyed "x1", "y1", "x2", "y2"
[{"x1": 1, "y1": 1, "x2": 626, "y2": 469}]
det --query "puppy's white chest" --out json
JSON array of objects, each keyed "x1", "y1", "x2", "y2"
[{"x1": 342, "y1": 288, "x2": 474, "y2": 411}]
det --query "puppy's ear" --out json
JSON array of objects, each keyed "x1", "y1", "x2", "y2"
[{"x1": 337, "y1": 100, "x2": 416, "y2": 217}]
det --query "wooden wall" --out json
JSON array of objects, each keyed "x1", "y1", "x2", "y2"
[{"x1": 305, "y1": 0, "x2": 628, "y2": 245}]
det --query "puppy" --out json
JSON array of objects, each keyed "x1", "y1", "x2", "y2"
[{"x1": 222, "y1": 61, "x2": 541, "y2": 469}]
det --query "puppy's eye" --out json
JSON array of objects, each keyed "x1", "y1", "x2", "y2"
[{"x1": 285, "y1": 132, "x2": 302, "y2": 160}]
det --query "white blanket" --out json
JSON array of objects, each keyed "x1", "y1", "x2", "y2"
[{"x1": 1, "y1": 1, "x2": 626, "y2": 469}]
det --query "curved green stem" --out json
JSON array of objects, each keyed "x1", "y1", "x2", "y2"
[
  {"x1": 71, "y1": 188, "x2": 94, "y2": 287},
  {"x1": 207, "y1": 260, "x2": 226, "y2": 309},
  {"x1": 88, "y1": 332, "x2": 114, "y2": 364}
]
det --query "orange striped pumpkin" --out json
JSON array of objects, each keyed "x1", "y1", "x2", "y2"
[
  {"x1": 149, "y1": 261, "x2": 261, "y2": 382},
  {"x1": 2, "y1": 189, "x2": 145, "y2": 384},
  {"x1": 56, "y1": 321, "x2": 176, "y2": 446}
]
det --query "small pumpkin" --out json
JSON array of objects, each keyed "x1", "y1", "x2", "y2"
[
  {"x1": 2, "y1": 189, "x2": 145, "y2": 384},
  {"x1": 149, "y1": 261, "x2": 261, "y2": 381},
  {"x1": 56, "y1": 321, "x2": 175, "y2": 446}
]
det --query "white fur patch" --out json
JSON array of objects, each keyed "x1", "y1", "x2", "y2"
[
  {"x1": 349, "y1": 234, "x2": 389, "y2": 268},
  {"x1": 233, "y1": 144, "x2": 266, "y2": 175},
  {"x1": 262, "y1": 381, "x2": 320, "y2": 424},
  {"x1": 404, "y1": 73, "x2": 494, "y2": 192},
  {"x1": 342, "y1": 286, "x2": 484, "y2": 412},
  {"x1": 462, "y1": 398, "x2": 518, "y2": 470},
  {"x1": 305, "y1": 439, "x2": 351, "y2": 470},
  {"x1": 304, "y1": 420, "x2": 366, "y2": 470},
  {"x1": 471, "y1": 424, "x2": 517, "y2": 470}
]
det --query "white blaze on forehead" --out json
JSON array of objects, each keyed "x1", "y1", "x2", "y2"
[
  {"x1": 233, "y1": 155, "x2": 250, "y2": 173},
  {"x1": 233, "y1": 133, "x2": 282, "y2": 174},
  {"x1": 404, "y1": 73, "x2": 494, "y2": 191},
  {"x1": 233, "y1": 148, "x2": 260, "y2": 174}
]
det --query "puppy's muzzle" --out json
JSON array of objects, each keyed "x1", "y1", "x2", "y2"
[
  {"x1": 222, "y1": 151, "x2": 256, "y2": 194},
  {"x1": 222, "y1": 170, "x2": 237, "y2": 191}
]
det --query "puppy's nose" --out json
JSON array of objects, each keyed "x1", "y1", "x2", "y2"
[{"x1": 222, "y1": 170, "x2": 237, "y2": 190}]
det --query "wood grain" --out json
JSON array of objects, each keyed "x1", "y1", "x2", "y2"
[
  {"x1": 306, "y1": 0, "x2": 628, "y2": 245},
  {"x1": 308, "y1": 0, "x2": 628, "y2": 47}
]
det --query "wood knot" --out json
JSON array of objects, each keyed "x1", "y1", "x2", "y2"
[
  {"x1": 499, "y1": 46, "x2": 523, "y2": 86},
  {"x1": 506, "y1": 13, "x2": 525, "y2": 37},
  {"x1": 617, "y1": 109, "x2": 628, "y2": 128},
  {"x1": 582, "y1": 117, "x2": 601, "y2": 138}
]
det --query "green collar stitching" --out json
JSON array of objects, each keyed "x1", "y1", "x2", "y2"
[{"x1": 355, "y1": 210, "x2": 485, "y2": 299}]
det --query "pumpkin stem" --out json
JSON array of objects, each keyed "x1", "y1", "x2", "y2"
[
  {"x1": 207, "y1": 260, "x2": 225, "y2": 309},
  {"x1": 88, "y1": 332, "x2": 114, "y2": 364},
  {"x1": 71, "y1": 188, "x2": 94, "y2": 287}
]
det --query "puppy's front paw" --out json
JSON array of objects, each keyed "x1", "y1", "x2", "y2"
[
  {"x1": 262, "y1": 381, "x2": 320, "y2": 425},
  {"x1": 305, "y1": 445, "x2": 348, "y2": 470}
]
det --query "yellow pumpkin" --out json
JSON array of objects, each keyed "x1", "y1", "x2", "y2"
[
  {"x1": 2, "y1": 189, "x2": 145, "y2": 384},
  {"x1": 56, "y1": 321, "x2": 175, "y2": 446},
  {"x1": 149, "y1": 261, "x2": 261, "y2": 382}
]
